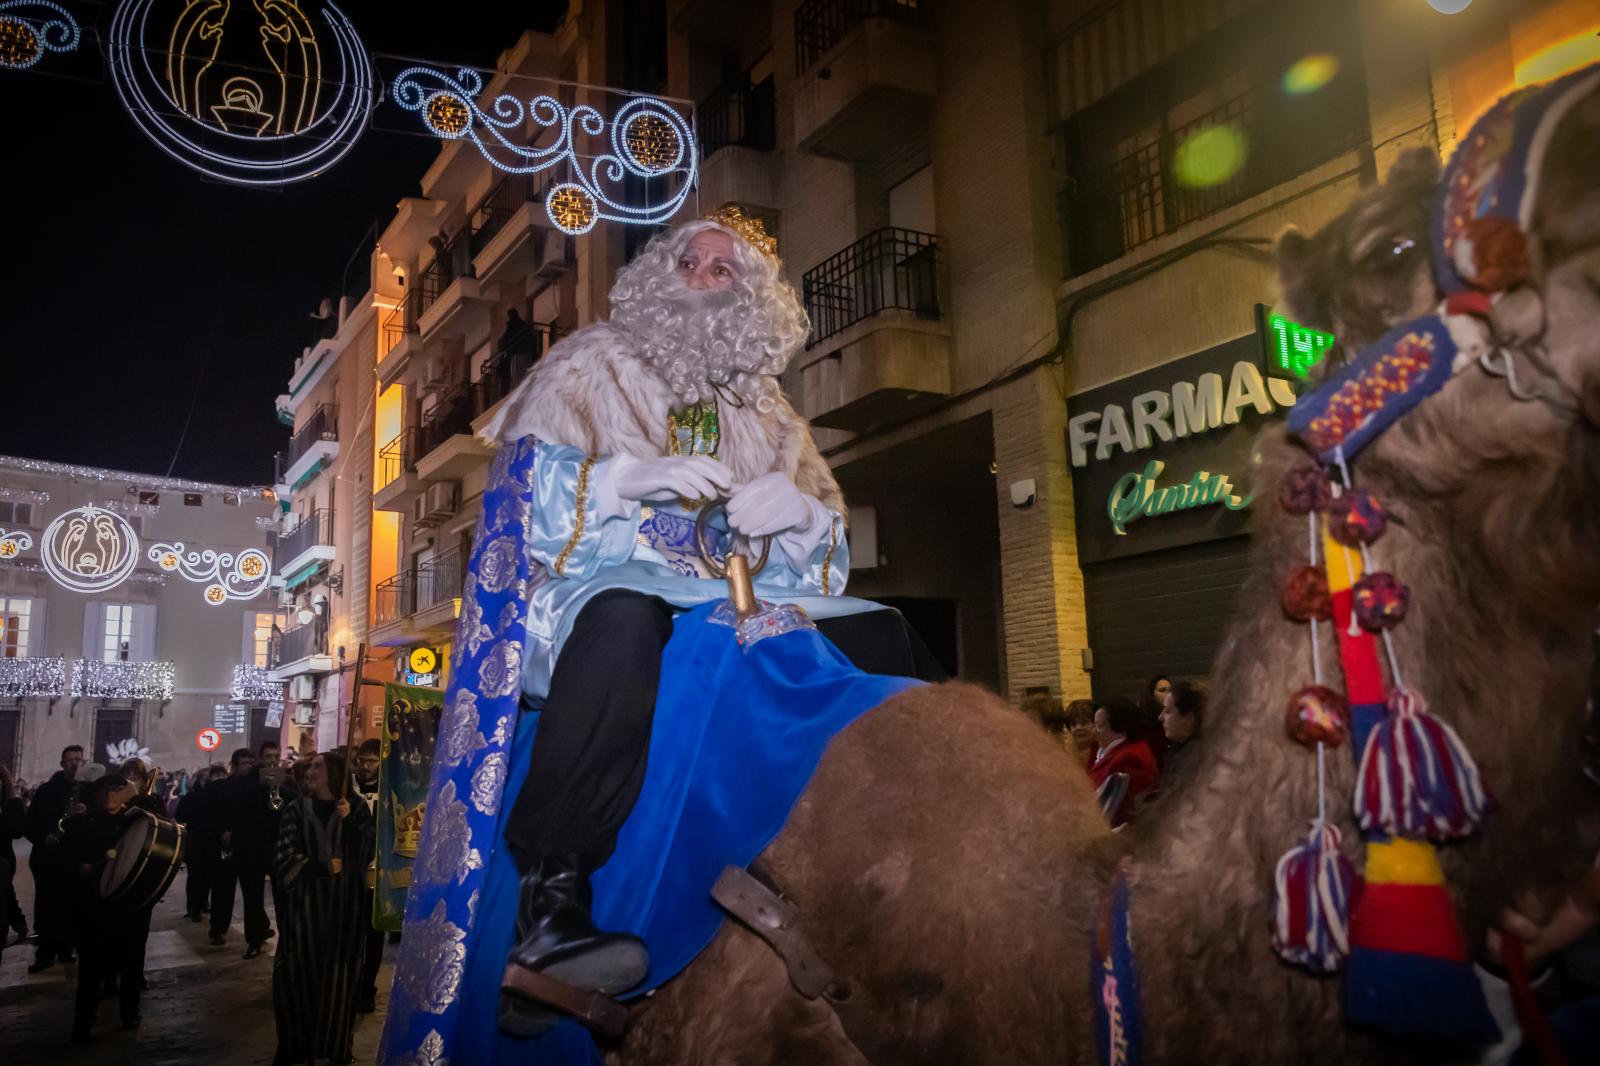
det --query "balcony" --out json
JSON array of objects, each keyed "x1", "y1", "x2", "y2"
[
  {"x1": 377, "y1": 291, "x2": 425, "y2": 391},
  {"x1": 371, "y1": 552, "x2": 463, "y2": 647},
  {"x1": 71, "y1": 659, "x2": 175, "y2": 701},
  {"x1": 698, "y1": 76, "x2": 780, "y2": 214},
  {"x1": 374, "y1": 427, "x2": 424, "y2": 513},
  {"x1": 278, "y1": 403, "x2": 339, "y2": 492},
  {"x1": 416, "y1": 383, "x2": 494, "y2": 484},
  {"x1": 268, "y1": 622, "x2": 333, "y2": 680},
  {"x1": 474, "y1": 320, "x2": 565, "y2": 423},
  {"x1": 796, "y1": 227, "x2": 950, "y2": 430},
  {"x1": 0, "y1": 656, "x2": 67, "y2": 699},
  {"x1": 669, "y1": 0, "x2": 771, "y2": 50},
  {"x1": 416, "y1": 232, "x2": 495, "y2": 349},
  {"x1": 231, "y1": 664, "x2": 282, "y2": 702},
  {"x1": 276, "y1": 508, "x2": 335, "y2": 587},
  {"x1": 793, "y1": 0, "x2": 933, "y2": 164},
  {"x1": 469, "y1": 170, "x2": 571, "y2": 288}
]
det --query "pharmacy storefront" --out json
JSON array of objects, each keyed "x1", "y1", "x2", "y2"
[{"x1": 1066, "y1": 330, "x2": 1299, "y2": 701}]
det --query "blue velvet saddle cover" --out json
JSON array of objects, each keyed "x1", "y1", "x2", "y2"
[{"x1": 395, "y1": 599, "x2": 920, "y2": 1065}]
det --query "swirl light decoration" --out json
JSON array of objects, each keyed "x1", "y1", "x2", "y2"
[
  {"x1": 391, "y1": 66, "x2": 697, "y2": 235},
  {"x1": 0, "y1": 527, "x2": 32, "y2": 559},
  {"x1": 149, "y1": 541, "x2": 273, "y2": 604},
  {"x1": 41, "y1": 505, "x2": 141, "y2": 593},
  {"x1": 0, "y1": 0, "x2": 79, "y2": 70},
  {"x1": 107, "y1": 0, "x2": 375, "y2": 185}
]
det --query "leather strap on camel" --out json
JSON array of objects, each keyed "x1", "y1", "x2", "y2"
[
  {"x1": 498, "y1": 964, "x2": 631, "y2": 1040},
  {"x1": 712, "y1": 865, "x2": 846, "y2": 1002}
]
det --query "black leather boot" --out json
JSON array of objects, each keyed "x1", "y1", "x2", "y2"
[{"x1": 498, "y1": 856, "x2": 649, "y2": 1039}]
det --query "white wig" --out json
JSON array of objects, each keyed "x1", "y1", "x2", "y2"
[{"x1": 607, "y1": 220, "x2": 811, "y2": 412}]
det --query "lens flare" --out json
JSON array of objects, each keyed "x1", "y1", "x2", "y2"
[
  {"x1": 1426, "y1": 0, "x2": 1473, "y2": 14},
  {"x1": 1284, "y1": 54, "x2": 1340, "y2": 95},
  {"x1": 1514, "y1": 30, "x2": 1600, "y2": 87},
  {"x1": 1173, "y1": 124, "x2": 1247, "y2": 188}
]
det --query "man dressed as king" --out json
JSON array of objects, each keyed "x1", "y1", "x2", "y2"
[{"x1": 382, "y1": 207, "x2": 940, "y2": 1061}]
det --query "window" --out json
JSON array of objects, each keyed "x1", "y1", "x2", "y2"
[
  {"x1": 184, "y1": 493, "x2": 203, "y2": 507},
  {"x1": 251, "y1": 611, "x2": 274, "y2": 667},
  {"x1": 103, "y1": 604, "x2": 136, "y2": 662},
  {"x1": 0, "y1": 501, "x2": 34, "y2": 526},
  {"x1": 0, "y1": 597, "x2": 30, "y2": 658},
  {"x1": 137, "y1": 491, "x2": 160, "y2": 506},
  {"x1": 1057, "y1": 0, "x2": 1368, "y2": 276}
]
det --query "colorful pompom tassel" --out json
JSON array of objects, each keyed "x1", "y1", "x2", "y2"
[
  {"x1": 1354, "y1": 688, "x2": 1489, "y2": 839},
  {"x1": 1272, "y1": 822, "x2": 1359, "y2": 973},
  {"x1": 1352, "y1": 572, "x2": 1409, "y2": 631}
]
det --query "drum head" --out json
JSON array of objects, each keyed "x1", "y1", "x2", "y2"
[{"x1": 101, "y1": 813, "x2": 152, "y2": 898}]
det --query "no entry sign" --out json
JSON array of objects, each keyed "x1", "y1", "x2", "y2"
[{"x1": 196, "y1": 728, "x2": 222, "y2": 752}]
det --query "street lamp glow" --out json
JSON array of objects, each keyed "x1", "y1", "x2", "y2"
[{"x1": 1426, "y1": 0, "x2": 1473, "y2": 14}]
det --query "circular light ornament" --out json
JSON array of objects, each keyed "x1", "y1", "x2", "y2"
[
  {"x1": 1283, "y1": 54, "x2": 1340, "y2": 95},
  {"x1": 423, "y1": 91, "x2": 471, "y2": 137},
  {"x1": 623, "y1": 112, "x2": 681, "y2": 173},
  {"x1": 547, "y1": 183, "x2": 599, "y2": 235},
  {"x1": 1173, "y1": 124, "x2": 1248, "y2": 188},
  {"x1": 0, "y1": 2, "x2": 78, "y2": 71},
  {"x1": 106, "y1": 0, "x2": 376, "y2": 186},
  {"x1": 205, "y1": 584, "x2": 228, "y2": 604},
  {"x1": 0, "y1": 538, "x2": 19, "y2": 559},
  {"x1": 41, "y1": 505, "x2": 141, "y2": 593},
  {"x1": 239, "y1": 551, "x2": 267, "y2": 579},
  {"x1": 1426, "y1": 0, "x2": 1473, "y2": 13}
]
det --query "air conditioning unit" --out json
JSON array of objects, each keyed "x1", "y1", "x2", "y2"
[
  {"x1": 421, "y1": 356, "x2": 448, "y2": 387},
  {"x1": 415, "y1": 481, "x2": 460, "y2": 529},
  {"x1": 288, "y1": 675, "x2": 317, "y2": 701},
  {"x1": 532, "y1": 229, "x2": 570, "y2": 281},
  {"x1": 292, "y1": 703, "x2": 317, "y2": 727}
]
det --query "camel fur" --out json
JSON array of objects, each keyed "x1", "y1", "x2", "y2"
[{"x1": 606, "y1": 86, "x2": 1600, "y2": 1064}]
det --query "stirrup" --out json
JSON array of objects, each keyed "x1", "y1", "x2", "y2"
[{"x1": 499, "y1": 963, "x2": 630, "y2": 1039}]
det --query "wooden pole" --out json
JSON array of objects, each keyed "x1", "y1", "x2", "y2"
[{"x1": 329, "y1": 642, "x2": 368, "y2": 870}]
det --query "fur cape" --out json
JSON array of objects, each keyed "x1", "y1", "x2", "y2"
[{"x1": 479, "y1": 321, "x2": 845, "y2": 516}]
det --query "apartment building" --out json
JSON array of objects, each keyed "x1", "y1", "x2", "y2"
[{"x1": 0, "y1": 457, "x2": 277, "y2": 781}]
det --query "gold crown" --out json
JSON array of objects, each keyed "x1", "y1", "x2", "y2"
[
  {"x1": 391, "y1": 796, "x2": 427, "y2": 858},
  {"x1": 705, "y1": 203, "x2": 778, "y2": 259}
]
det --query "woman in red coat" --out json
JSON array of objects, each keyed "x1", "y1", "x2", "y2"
[{"x1": 1087, "y1": 697, "x2": 1158, "y2": 827}]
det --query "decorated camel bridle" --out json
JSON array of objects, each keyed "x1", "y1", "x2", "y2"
[{"x1": 1093, "y1": 63, "x2": 1600, "y2": 1066}]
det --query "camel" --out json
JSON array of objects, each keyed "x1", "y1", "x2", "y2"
[{"x1": 605, "y1": 83, "x2": 1600, "y2": 1063}]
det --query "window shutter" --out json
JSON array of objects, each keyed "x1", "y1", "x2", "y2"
[
  {"x1": 134, "y1": 604, "x2": 158, "y2": 661},
  {"x1": 30, "y1": 596, "x2": 46, "y2": 659},
  {"x1": 83, "y1": 602, "x2": 104, "y2": 660}
]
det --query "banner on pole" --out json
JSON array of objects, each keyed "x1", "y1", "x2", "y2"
[{"x1": 374, "y1": 682, "x2": 443, "y2": 931}]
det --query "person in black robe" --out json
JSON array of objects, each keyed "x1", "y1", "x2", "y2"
[
  {"x1": 23, "y1": 744, "x2": 84, "y2": 972},
  {"x1": 352, "y1": 738, "x2": 386, "y2": 1013},
  {"x1": 204, "y1": 747, "x2": 259, "y2": 946},
  {"x1": 272, "y1": 750, "x2": 374, "y2": 1066},
  {"x1": 174, "y1": 766, "x2": 214, "y2": 921},
  {"x1": 1, "y1": 763, "x2": 26, "y2": 962},
  {"x1": 234, "y1": 740, "x2": 294, "y2": 958},
  {"x1": 62, "y1": 774, "x2": 156, "y2": 1042}
]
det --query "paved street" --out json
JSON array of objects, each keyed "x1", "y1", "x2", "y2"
[{"x1": 2, "y1": 842, "x2": 392, "y2": 1064}]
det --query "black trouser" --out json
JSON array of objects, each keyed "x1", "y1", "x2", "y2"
[
  {"x1": 360, "y1": 887, "x2": 385, "y2": 1001},
  {"x1": 236, "y1": 860, "x2": 273, "y2": 945},
  {"x1": 503, "y1": 589, "x2": 945, "y2": 875},
  {"x1": 3, "y1": 863, "x2": 23, "y2": 931},
  {"x1": 74, "y1": 909, "x2": 150, "y2": 1027},
  {"x1": 209, "y1": 853, "x2": 237, "y2": 939},
  {"x1": 29, "y1": 849, "x2": 70, "y2": 963},
  {"x1": 184, "y1": 848, "x2": 210, "y2": 916}
]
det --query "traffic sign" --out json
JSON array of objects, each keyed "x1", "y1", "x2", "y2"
[{"x1": 196, "y1": 728, "x2": 222, "y2": 752}]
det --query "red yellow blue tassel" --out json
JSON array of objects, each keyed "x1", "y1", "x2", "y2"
[
  {"x1": 1354, "y1": 687, "x2": 1489, "y2": 840},
  {"x1": 1272, "y1": 822, "x2": 1359, "y2": 973}
]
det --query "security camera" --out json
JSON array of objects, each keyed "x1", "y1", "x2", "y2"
[{"x1": 1010, "y1": 479, "x2": 1036, "y2": 508}]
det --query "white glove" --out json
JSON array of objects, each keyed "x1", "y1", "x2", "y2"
[
  {"x1": 612, "y1": 454, "x2": 734, "y2": 503},
  {"x1": 725, "y1": 472, "x2": 819, "y2": 538}
]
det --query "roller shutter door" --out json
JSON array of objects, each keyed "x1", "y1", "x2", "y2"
[{"x1": 1083, "y1": 535, "x2": 1253, "y2": 703}]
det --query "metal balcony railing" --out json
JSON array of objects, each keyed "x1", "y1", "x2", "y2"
[
  {"x1": 231, "y1": 664, "x2": 281, "y2": 701},
  {"x1": 374, "y1": 571, "x2": 413, "y2": 626},
  {"x1": 70, "y1": 659, "x2": 175, "y2": 700},
  {"x1": 376, "y1": 427, "x2": 421, "y2": 491},
  {"x1": 380, "y1": 290, "x2": 423, "y2": 357},
  {"x1": 419, "y1": 383, "x2": 477, "y2": 457},
  {"x1": 416, "y1": 550, "x2": 464, "y2": 614},
  {"x1": 794, "y1": 0, "x2": 922, "y2": 73},
  {"x1": 285, "y1": 404, "x2": 338, "y2": 471},
  {"x1": 277, "y1": 508, "x2": 333, "y2": 570},
  {"x1": 802, "y1": 227, "x2": 942, "y2": 349},
  {"x1": 469, "y1": 170, "x2": 562, "y2": 255},
  {"x1": 417, "y1": 232, "x2": 474, "y2": 317},
  {"x1": 270, "y1": 622, "x2": 325, "y2": 667},
  {"x1": 477, "y1": 321, "x2": 565, "y2": 413},
  {"x1": 699, "y1": 75, "x2": 777, "y2": 158}
]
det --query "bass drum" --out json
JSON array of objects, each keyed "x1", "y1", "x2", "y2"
[{"x1": 100, "y1": 809, "x2": 187, "y2": 911}]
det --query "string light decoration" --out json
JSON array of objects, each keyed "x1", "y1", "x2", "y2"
[
  {"x1": 107, "y1": 0, "x2": 375, "y2": 186},
  {"x1": 148, "y1": 542, "x2": 273, "y2": 604},
  {"x1": 0, "y1": 1, "x2": 79, "y2": 71},
  {"x1": 0, "y1": 558, "x2": 165, "y2": 585},
  {"x1": 423, "y1": 90, "x2": 470, "y2": 137},
  {"x1": 0, "y1": 655, "x2": 67, "y2": 698},
  {"x1": 232, "y1": 664, "x2": 282, "y2": 701},
  {"x1": 0, "y1": 528, "x2": 31, "y2": 558},
  {"x1": 0, "y1": 485, "x2": 50, "y2": 502},
  {"x1": 391, "y1": 67, "x2": 697, "y2": 235},
  {"x1": 40, "y1": 505, "x2": 141, "y2": 594},
  {"x1": 72, "y1": 658, "x2": 175, "y2": 701},
  {"x1": 105, "y1": 497, "x2": 160, "y2": 517},
  {"x1": 0, "y1": 455, "x2": 270, "y2": 498}
]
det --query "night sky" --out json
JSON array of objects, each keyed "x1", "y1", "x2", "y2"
[{"x1": 1, "y1": 2, "x2": 567, "y2": 487}]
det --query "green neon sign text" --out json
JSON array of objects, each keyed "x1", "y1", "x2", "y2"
[
  {"x1": 1106, "y1": 459, "x2": 1253, "y2": 535},
  {"x1": 1257, "y1": 304, "x2": 1336, "y2": 380}
]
